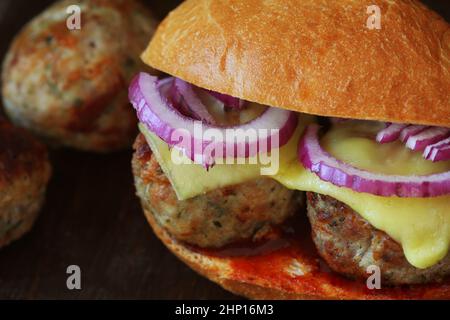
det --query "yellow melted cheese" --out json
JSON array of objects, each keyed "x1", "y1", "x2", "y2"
[
  {"x1": 139, "y1": 121, "x2": 450, "y2": 269},
  {"x1": 321, "y1": 121, "x2": 450, "y2": 175}
]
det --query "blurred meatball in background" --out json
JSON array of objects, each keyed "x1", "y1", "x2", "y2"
[
  {"x1": 0, "y1": 119, "x2": 51, "y2": 248},
  {"x1": 1, "y1": 0, "x2": 158, "y2": 152}
]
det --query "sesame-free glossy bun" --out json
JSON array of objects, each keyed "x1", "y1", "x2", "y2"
[{"x1": 142, "y1": 0, "x2": 450, "y2": 127}]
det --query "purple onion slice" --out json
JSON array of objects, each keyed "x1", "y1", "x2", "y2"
[
  {"x1": 424, "y1": 137, "x2": 450, "y2": 162},
  {"x1": 299, "y1": 124, "x2": 450, "y2": 198},
  {"x1": 129, "y1": 73, "x2": 298, "y2": 168},
  {"x1": 173, "y1": 78, "x2": 217, "y2": 124},
  {"x1": 400, "y1": 125, "x2": 428, "y2": 142},
  {"x1": 207, "y1": 90, "x2": 245, "y2": 109},
  {"x1": 405, "y1": 127, "x2": 450, "y2": 151},
  {"x1": 376, "y1": 123, "x2": 408, "y2": 143}
]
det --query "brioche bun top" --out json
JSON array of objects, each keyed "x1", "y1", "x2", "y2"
[{"x1": 142, "y1": 0, "x2": 450, "y2": 127}]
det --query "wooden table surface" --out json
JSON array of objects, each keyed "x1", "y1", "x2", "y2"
[{"x1": 0, "y1": 0, "x2": 448, "y2": 300}]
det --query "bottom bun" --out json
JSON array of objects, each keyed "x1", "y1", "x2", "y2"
[
  {"x1": 0, "y1": 207, "x2": 40, "y2": 249},
  {"x1": 142, "y1": 206, "x2": 450, "y2": 300}
]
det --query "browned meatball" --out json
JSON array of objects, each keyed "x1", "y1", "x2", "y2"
[
  {"x1": 306, "y1": 192, "x2": 450, "y2": 285},
  {"x1": 132, "y1": 134, "x2": 302, "y2": 248},
  {"x1": 0, "y1": 120, "x2": 51, "y2": 248},
  {"x1": 2, "y1": 0, "x2": 157, "y2": 152}
]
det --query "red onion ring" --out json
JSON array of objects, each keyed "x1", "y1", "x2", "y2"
[
  {"x1": 129, "y1": 72, "x2": 298, "y2": 168},
  {"x1": 299, "y1": 124, "x2": 450, "y2": 198},
  {"x1": 376, "y1": 123, "x2": 408, "y2": 143},
  {"x1": 429, "y1": 146, "x2": 450, "y2": 162},
  {"x1": 207, "y1": 90, "x2": 245, "y2": 109},
  {"x1": 174, "y1": 79, "x2": 217, "y2": 124},
  {"x1": 400, "y1": 125, "x2": 428, "y2": 142},
  {"x1": 375, "y1": 123, "x2": 450, "y2": 162},
  {"x1": 160, "y1": 77, "x2": 194, "y2": 118},
  {"x1": 157, "y1": 77, "x2": 174, "y2": 89},
  {"x1": 405, "y1": 127, "x2": 450, "y2": 151},
  {"x1": 424, "y1": 137, "x2": 450, "y2": 162}
]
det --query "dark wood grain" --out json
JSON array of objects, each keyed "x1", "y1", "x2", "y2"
[{"x1": 0, "y1": 0, "x2": 448, "y2": 300}]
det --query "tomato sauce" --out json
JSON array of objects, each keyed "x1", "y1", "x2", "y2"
[{"x1": 194, "y1": 213, "x2": 450, "y2": 299}]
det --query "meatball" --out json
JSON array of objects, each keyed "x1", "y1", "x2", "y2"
[
  {"x1": 132, "y1": 134, "x2": 301, "y2": 248},
  {"x1": 306, "y1": 192, "x2": 450, "y2": 285},
  {"x1": 2, "y1": 0, "x2": 157, "y2": 152},
  {"x1": 0, "y1": 120, "x2": 51, "y2": 248}
]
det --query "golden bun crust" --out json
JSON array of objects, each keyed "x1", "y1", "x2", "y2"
[
  {"x1": 143, "y1": 206, "x2": 450, "y2": 300},
  {"x1": 143, "y1": 0, "x2": 450, "y2": 127}
]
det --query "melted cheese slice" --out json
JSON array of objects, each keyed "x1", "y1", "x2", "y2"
[{"x1": 139, "y1": 122, "x2": 450, "y2": 269}]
